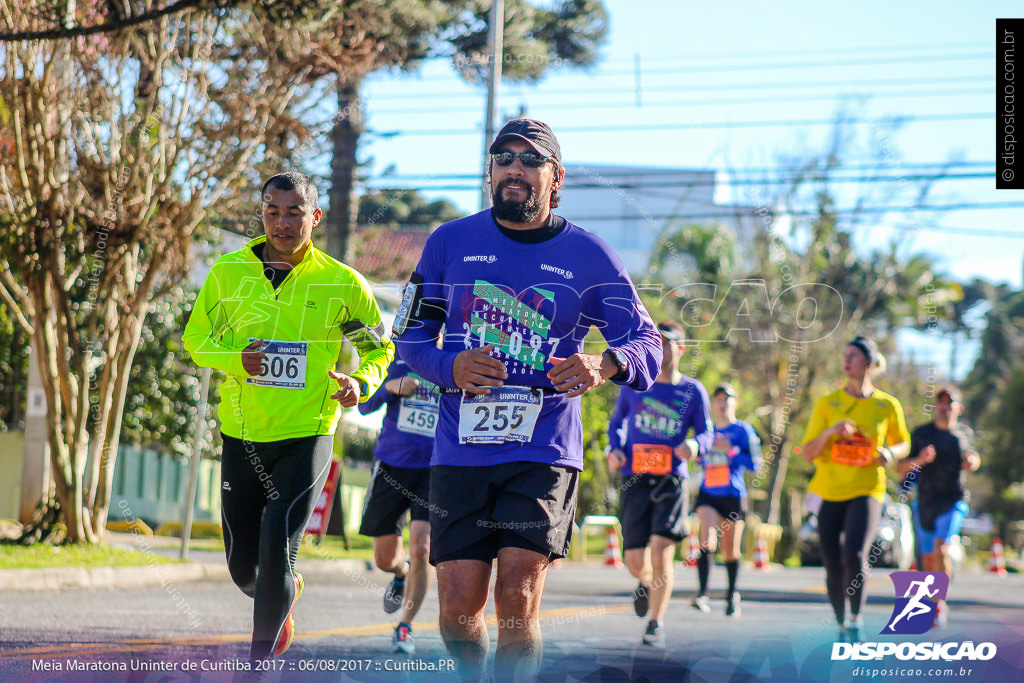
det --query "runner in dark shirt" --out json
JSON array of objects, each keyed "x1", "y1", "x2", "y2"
[{"x1": 897, "y1": 386, "x2": 980, "y2": 628}]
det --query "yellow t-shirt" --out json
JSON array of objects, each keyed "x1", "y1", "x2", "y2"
[{"x1": 803, "y1": 388, "x2": 910, "y2": 502}]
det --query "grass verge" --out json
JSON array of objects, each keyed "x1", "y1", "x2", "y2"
[{"x1": 0, "y1": 543, "x2": 180, "y2": 570}]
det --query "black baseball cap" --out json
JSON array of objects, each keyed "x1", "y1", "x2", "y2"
[
  {"x1": 713, "y1": 383, "x2": 737, "y2": 398},
  {"x1": 657, "y1": 320, "x2": 685, "y2": 342},
  {"x1": 489, "y1": 118, "x2": 562, "y2": 162},
  {"x1": 848, "y1": 336, "x2": 880, "y2": 366},
  {"x1": 937, "y1": 386, "x2": 961, "y2": 403}
]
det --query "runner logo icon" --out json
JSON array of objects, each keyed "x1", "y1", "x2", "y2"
[{"x1": 881, "y1": 571, "x2": 949, "y2": 635}]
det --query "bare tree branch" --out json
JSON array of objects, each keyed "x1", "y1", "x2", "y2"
[{"x1": 0, "y1": 0, "x2": 223, "y2": 42}]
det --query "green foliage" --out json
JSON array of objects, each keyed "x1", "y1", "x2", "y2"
[
  {"x1": 449, "y1": 0, "x2": 608, "y2": 85},
  {"x1": 632, "y1": 120, "x2": 953, "y2": 532},
  {"x1": 121, "y1": 286, "x2": 218, "y2": 461},
  {"x1": 649, "y1": 222, "x2": 738, "y2": 290},
  {"x1": 357, "y1": 188, "x2": 462, "y2": 229},
  {"x1": 962, "y1": 287, "x2": 1024, "y2": 528},
  {"x1": 338, "y1": 431, "x2": 377, "y2": 464},
  {"x1": 0, "y1": 543, "x2": 179, "y2": 570},
  {"x1": 0, "y1": 302, "x2": 28, "y2": 430},
  {"x1": 577, "y1": 376, "x2": 617, "y2": 518}
]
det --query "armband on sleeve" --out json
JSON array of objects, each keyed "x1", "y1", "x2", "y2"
[{"x1": 393, "y1": 271, "x2": 446, "y2": 337}]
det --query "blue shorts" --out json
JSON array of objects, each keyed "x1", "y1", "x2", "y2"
[{"x1": 913, "y1": 499, "x2": 969, "y2": 554}]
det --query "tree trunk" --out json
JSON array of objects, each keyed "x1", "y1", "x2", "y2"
[
  {"x1": 33, "y1": 316, "x2": 95, "y2": 545},
  {"x1": 90, "y1": 299, "x2": 150, "y2": 538},
  {"x1": 326, "y1": 80, "x2": 363, "y2": 263},
  {"x1": 766, "y1": 439, "x2": 789, "y2": 526}
]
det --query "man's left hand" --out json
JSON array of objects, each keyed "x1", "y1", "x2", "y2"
[
  {"x1": 547, "y1": 353, "x2": 608, "y2": 398},
  {"x1": 328, "y1": 370, "x2": 361, "y2": 407}
]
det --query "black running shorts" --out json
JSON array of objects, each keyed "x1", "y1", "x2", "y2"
[
  {"x1": 695, "y1": 489, "x2": 746, "y2": 522},
  {"x1": 619, "y1": 474, "x2": 688, "y2": 550},
  {"x1": 358, "y1": 460, "x2": 432, "y2": 537},
  {"x1": 428, "y1": 462, "x2": 578, "y2": 565}
]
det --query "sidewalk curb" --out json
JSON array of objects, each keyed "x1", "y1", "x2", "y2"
[
  {"x1": 0, "y1": 558, "x2": 372, "y2": 591},
  {"x1": 0, "y1": 562, "x2": 229, "y2": 591}
]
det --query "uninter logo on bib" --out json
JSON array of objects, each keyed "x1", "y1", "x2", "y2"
[
  {"x1": 882, "y1": 571, "x2": 950, "y2": 635},
  {"x1": 463, "y1": 255, "x2": 497, "y2": 263}
]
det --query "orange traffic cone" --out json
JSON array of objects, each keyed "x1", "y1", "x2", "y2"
[
  {"x1": 685, "y1": 534, "x2": 701, "y2": 567},
  {"x1": 753, "y1": 535, "x2": 770, "y2": 571},
  {"x1": 604, "y1": 527, "x2": 624, "y2": 568},
  {"x1": 989, "y1": 537, "x2": 1008, "y2": 576}
]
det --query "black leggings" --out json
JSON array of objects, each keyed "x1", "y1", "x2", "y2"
[
  {"x1": 817, "y1": 496, "x2": 883, "y2": 625},
  {"x1": 221, "y1": 433, "x2": 333, "y2": 660}
]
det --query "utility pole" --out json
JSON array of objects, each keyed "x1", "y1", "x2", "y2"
[{"x1": 480, "y1": 0, "x2": 505, "y2": 210}]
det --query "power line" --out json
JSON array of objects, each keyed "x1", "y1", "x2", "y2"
[
  {"x1": 400, "y1": 51, "x2": 993, "y2": 82},
  {"x1": 368, "y1": 87, "x2": 992, "y2": 116},
  {"x1": 890, "y1": 223, "x2": 1024, "y2": 238},
  {"x1": 368, "y1": 172, "x2": 993, "y2": 192},
  {"x1": 554, "y1": 202, "x2": 1024, "y2": 221},
  {"x1": 368, "y1": 161, "x2": 993, "y2": 182},
  {"x1": 369, "y1": 112, "x2": 989, "y2": 137},
  {"x1": 366, "y1": 75, "x2": 993, "y2": 101},
  {"x1": 415, "y1": 42, "x2": 990, "y2": 66}
]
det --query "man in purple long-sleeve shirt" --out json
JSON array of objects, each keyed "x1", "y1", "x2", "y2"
[
  {"x1": 606, "y1": 320, "x2": 714, "y2": 647},
  {"x1": 393, "y1": 119, "x2": 661, "y2": 681}
]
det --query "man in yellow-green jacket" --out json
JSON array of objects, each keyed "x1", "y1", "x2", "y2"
[{"x1": 183, "y1": 171, "x2": 393, "y2": 660}]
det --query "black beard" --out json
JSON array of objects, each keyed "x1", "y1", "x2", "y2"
[{"x1": 492, "y1": 179, "x2": 544, "y2": 224}]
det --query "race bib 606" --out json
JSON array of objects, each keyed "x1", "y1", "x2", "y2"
[
  {"x1": 458, "y1": 386, "x2": 543, "y2": 445},
  {"x1": 245, "y1": 339, "x2": 308, "y2": 389}
]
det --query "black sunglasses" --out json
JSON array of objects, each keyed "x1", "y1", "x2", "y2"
[{"x1": 490, "y1": 151, "x2": 554, "y2": 168}]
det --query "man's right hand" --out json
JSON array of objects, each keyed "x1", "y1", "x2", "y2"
[
  {"x1": 829, "y1": 419, "x2": 857, "y2": 438},
  {"x1": 242, "y1": 339, "x2": 265, "y2": 376},
  {"x1": 452, "y1": 344, "x2": 507, "y2": 395},
  {"x1": 918, "y1": 445, "x2": 937, "y2": 466},
  {"x1": 606, "y1": 449, "x2": 626, "y2": 474}
]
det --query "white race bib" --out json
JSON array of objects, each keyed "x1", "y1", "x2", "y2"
[
  {"x1": 398, "y1": 399, "x2": 438, "y2": 437},
  {"x1": 245, "y1": 339, "x2": 308, "y2": 389},
  {"x1": 458, "y1": 386, "x2": 543, "y2": 445}
]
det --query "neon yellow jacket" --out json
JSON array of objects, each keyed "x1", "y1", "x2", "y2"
[{"x1": 183, "y1": 236, "x2": 394, "y2": 442}]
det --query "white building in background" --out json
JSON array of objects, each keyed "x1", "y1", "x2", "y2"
[{"x1": 557, "y1": 164, "x2": 762, "y2": 277}]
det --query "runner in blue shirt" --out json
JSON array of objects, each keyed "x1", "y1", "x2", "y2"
[
  {"x1": 393, "y1": 119, "x2": 662, "y2": 680},
  {"x1": 357, "y1": 353, "x2": 439, "y2": 654},
  {"x1": 606, "y1": 321, "x2": 714, "y2": 647},
  {"x1": 692, "y1": 382, "x2": 762, "y2": 617}
]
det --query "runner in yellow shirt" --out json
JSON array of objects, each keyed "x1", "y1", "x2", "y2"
[
  {"x1": 183, "y1": 172, "x2": 393, "y2": 660},
  {"x1": 801, "y1": 336, "x2": 909, "y2": 643}
]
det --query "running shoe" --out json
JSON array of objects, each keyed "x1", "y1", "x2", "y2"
[
  {"x1": 845, "y1": 615, "x2": 863, "y2": 644},
  {"x1": 691, "y1": 594, "x2": 711, "y2": 613},
  {"x1": 725, "y1": 592, "x2": 741, "y2": 617},
  {"x1": 383, "y1": 562, "x2": 409, "y2": 615},
  {"x1": 273, "y1": 572, "x2": 304, "y2": 657},
  {"x1": 933, "y1": 603, "x2": 948, "y2": 629},
  {"x1": 641, "y1": 620, "x2": 665, "y2": 647},
  {"x1": 632, "y1": 583, "x2": 651, "y2": 617},
  {"x1": 393, "y1": 622, "x2": 415, "y2": 655}
]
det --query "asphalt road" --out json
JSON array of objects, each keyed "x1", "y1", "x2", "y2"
[{"x1": 1, "y1": 559, "x2": 1022, "y2": 682}]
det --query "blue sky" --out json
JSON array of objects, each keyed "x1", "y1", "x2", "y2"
[{"x1": 340, "y1": 1, "x2": 1019, "y2": 378}]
